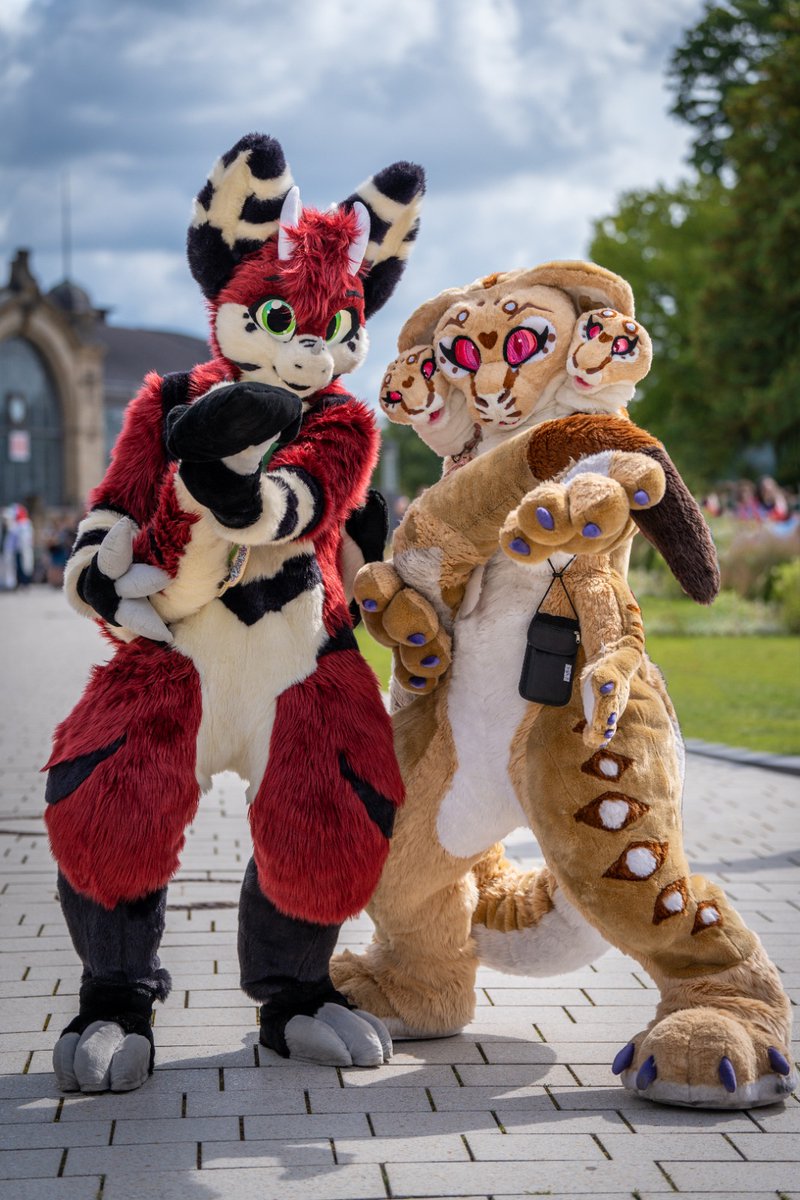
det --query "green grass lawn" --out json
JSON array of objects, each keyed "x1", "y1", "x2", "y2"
[{"x1": 356, "y1": 624, "x2": 800, "y2": 756}]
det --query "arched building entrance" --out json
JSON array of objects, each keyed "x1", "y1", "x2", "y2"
[{"x1": 0, "y1": 336, "x2": 63, "y2": 507}]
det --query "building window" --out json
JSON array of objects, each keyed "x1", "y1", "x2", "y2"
[{"x1": 0, "y1": 337, "x2": 63, "y2": 508}]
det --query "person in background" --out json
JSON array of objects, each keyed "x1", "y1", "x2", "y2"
[{"x1": 756, "y1": 476, "x2": 790, "y2": 522}]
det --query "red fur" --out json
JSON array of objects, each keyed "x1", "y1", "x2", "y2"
[
  {"x1": 52, "y1": 205, "x2": 400, "y2": 929},
  {"x1": 45, "y1": 642, "x2": 203, "y2": 908},
  {"x1": 211, "y1": 207, "x2": 365, "y2": 349},
  {"x1": 133, "y1": 463, "x2": 199, "y2": 575},
  {"x1": 90, "y1": 358, "x2": 231, "y2": 526},
  {"x1": 250, "y1": 648, "x2": 403, "y2": 924}
]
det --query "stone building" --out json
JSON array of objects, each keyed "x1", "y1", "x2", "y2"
[{"x1": 0, "y1": 249, "x2": 207, "y2": 513}]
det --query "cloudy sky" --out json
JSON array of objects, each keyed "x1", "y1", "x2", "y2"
[{"x1": 1, "y1": 0, "x2": 704, "y2": 401}]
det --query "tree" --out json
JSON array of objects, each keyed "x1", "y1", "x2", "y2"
[
  {"x1": 591, "y1": 0, "x2": 800, "y2": 486},
  {"x1": 669, "y1": 0, "x2": 789, "y2": 176},
  {"x1": 379, "y1": 419, "x2": 441, "y2": 502}
]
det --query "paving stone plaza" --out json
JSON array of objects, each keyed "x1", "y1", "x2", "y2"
[{"x1": 1, "y1": 586, "x2": 798, "y2": 1199}]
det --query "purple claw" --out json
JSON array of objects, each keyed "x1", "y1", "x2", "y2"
[
  {"x1": 582, "y1": 522, "x2": 601, "y2": 538},
  {"x1": 768, "y1": 1047, "x2": 791, "y2": 1076},
  {"x1": 535, "y1": 506, "x2": 555, "y2": 531},
  {"x1": 362, "y1": 598, "x2": 378, "y2": 612},
  {"x1": 421, "y1": 655, "x2": 440, "y2": 668},
  {"x1": 599, "y1": 682, "x2": 615, "y2": 695},
  {"x1": 636, "y1": 1055, "x2": 657, "y2": 1090},
  {"x1": 603, "y1": 730, "x2": 614, "y2": 739},
  {"x1": 633, "y1": 489, "x2": 650, "y2": 506},
  {"x1": 719, "y1": 1056, "x2": 737, "y2": 1093},
  {"x1": 408, "y1": 633, "x2": 426, "y2": 646},
  {"x1": 611, "y1": 1042, "x2": 635, "y2": 1075},
  {"x1": 607, "y1": 713, "x2": 617, "y2": 724},
  {"x1": 409, "y1": 676, "x2": 426, "y2": 689},
  {"x1": 510, "y1": 537, "x2": 531, "y2": 556}
]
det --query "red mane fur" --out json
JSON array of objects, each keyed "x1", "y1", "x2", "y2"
[{"x1": 210, "y1": 206, "x2": 366, "y2": 350}]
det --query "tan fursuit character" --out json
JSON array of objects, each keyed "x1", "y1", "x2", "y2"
[{"x1": 332, "y1": 263, "x2": 796, "y2": 1109}]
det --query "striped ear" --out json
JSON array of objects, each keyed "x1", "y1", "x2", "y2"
[
  {"x1": 187, "y1": 133, "x2": 294, "y2": 299},
  {"x1": 341, "y1": 162, "x2": 425, "y2": 319}
]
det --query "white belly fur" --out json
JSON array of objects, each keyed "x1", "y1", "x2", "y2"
[
  {"x1": 171, "y1": 543, "x2": 326, "y2": 802},
  {"x1": 437, "y1": 552, "x2": 567, "y2": 858}
]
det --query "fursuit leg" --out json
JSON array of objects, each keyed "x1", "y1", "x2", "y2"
[
  {"x1": 518, "y1": 662, "x2": 796, "y2": 1110},
  {"x1": 244, "y1": 649, "x2": 402, "y2": 1066},
  {"x1": 45, "y1": 638, "x2": 203, "y2": 1093},
  {"x1": 239, "y1": 859, "x2": 389, "y2": 1067},
  {"x1": 52, "y1": 874, "x2": 169, "y2": 1093}
]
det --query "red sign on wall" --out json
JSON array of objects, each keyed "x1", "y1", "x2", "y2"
[{"x1": 8, "y1": 431, "x2": 30, "y2": 463}]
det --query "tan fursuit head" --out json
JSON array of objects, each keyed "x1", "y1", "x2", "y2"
[{"x1": 330, "y1": 261, "x2": 796, "y2": 1110}]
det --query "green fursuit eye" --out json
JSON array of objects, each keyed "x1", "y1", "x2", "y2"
[
  {"x1": 255, "y1": 298, "x2": 296, "y2": 339},
  {"x1": 325, "y1": 308, "x2": 354, "y2": 344}
]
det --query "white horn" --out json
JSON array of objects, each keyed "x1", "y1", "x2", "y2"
[
  {"x1": 277, "y1": 186, "x2": 302, "y2": 261},
  {"x1": 347, "y1": 201, "x2": 370, "y2": 275}
]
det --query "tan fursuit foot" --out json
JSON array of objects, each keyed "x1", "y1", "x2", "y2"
[
  {"x1": 331, "y1": 948, "x2": 472, "y2": 1041},
  {"x1": 613, "y1": 943, "x2": 797, "y2": 1109}
]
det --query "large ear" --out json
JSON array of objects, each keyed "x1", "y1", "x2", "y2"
[
  {"x1": 525, "y1": 414, "x2": 720, "y2": 604},
  {"x1": 491, "y1": 261, "x2": 635, "y2": 317},
  {"x1": 341, "y1": 162, "x2": 425, "y2": 319},
  {"x1": 187, "y1": 133, "x2": 294, "y2": 299},
  {"x1": 397, "y1": 286, "x2": 474, "y2": 351}
]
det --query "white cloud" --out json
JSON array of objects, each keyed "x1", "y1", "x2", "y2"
[{"x1": 0, "y1": 0, "x2": 707, "y2": 417}]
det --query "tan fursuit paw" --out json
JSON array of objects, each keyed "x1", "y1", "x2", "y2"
[
  {"x1": 500, "y1": 452, "x2": 665, "y2": 563},
  {"x1": 354, "y1": 561, "x2": 452, "y2": 694},
  {"x1": 580, "y1": 646, "x2": 639, "y2": 750},
  {"x1": 331, "y1": 950, "x2": 471, "y2": 1041},
  {"x1": 612, "y1": 944, "x2": 797, "y2": 1109}
]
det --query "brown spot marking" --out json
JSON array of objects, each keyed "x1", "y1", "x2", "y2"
[
  {"x1": 626, "y1": 603, "x2": 641, "y2": 613},
  {"x1": 691, "y1": 900, "x2": 723, "y2": 935},
  {"x1": 603, "y1": 841, "x2": 668, "y2": 882},
  {"x1": 572, "y1": 719, "x2": 587, "y2": 735},
  {"x1": 481, "y1": 273, "x2": 501, "y2": 289},
  {"x1": 574, "y1": 792, "x2": 650, "y2": 832},
  {"x1": 580, "y1": 747, "x2": 634, "y2": 782},
  {"x1": 478, "y1": 331, "x2": 498, "y2": 350},
  {"x1": 653, "y1": 879, "x2": 690, "y2": 924}
]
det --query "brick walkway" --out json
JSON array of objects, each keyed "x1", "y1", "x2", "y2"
[{"x1": 1, "y1": 586, "x2": 798, "y2": 1200}]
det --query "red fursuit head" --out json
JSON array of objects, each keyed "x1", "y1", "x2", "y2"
[{"x1": 211, "y1": 206, "x2": 367, "y2": 346}]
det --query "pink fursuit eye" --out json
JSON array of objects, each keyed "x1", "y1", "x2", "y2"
[
  {"x1": 452, "y1": 337, "x2": 481, "y2": 372},
  {"x1": 505, "y1": 327, "x2": 539, "y2": 367},
  {"x1": 612, "y1": 337, "x2": 630, "y2": 355},
  {"x1": 421, "y1": 358, "x2": 435, "y2": 380},
  {"x1": 587, "y1": 319, "x2": 602, "y2": 339}
]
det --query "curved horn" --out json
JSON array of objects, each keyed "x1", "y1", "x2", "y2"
[
  {"x1": 277, "y1": 186, "x2": 303, "y2": 262},
  {"x1": 347, "y1": 201, "x2": 370, "y2": 276}
]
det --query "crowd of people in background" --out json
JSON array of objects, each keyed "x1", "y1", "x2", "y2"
[
  {"x1": 0, "y1": 505, "x2": 77, "y2": 591},
  {"x1": 0, "y1": 474, "x2": 797, "y2": 595},
  {"x1": 702, "y1": 476, "x2": 798, "y2": 531}
]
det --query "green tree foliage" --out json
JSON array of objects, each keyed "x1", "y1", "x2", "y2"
[
  {"x1": 590, "y1": 0, "x2": 800, "y2": 488},
  {"x1": 380, "y1": 419, "x2": 441, "y2": 501},
  {"x1": 669, "y1": 0, "x2": 787, "y2": 175}
]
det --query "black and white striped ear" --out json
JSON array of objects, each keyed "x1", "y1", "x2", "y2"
[
  {"x1": 187, "y1": 133, "x2": 294, "y2": 299},
  {"x1": 341, "y1": 162, "x2": 425, "y2": 320}
]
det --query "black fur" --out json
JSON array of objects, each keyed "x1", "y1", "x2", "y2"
[
  {"x1": 77, "y1": 555, "x2": 123, "y2": 625},
  {"x1": 165, "y1": 383, "x2": 302, "y2": 463},
  {"x1": 339, "y1": 753, "x2": 396, "y2": 839},
  {"x1": 46, "y1": 736, "x2": 127, "y2": 806},
  {"x1": 220, "y1": 555, "x2": 322, "y2": 625}
]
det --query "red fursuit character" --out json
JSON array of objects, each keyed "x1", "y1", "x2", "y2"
[{"x1": 44, "y1": 134, "x2": 424, "y2": 1092}]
